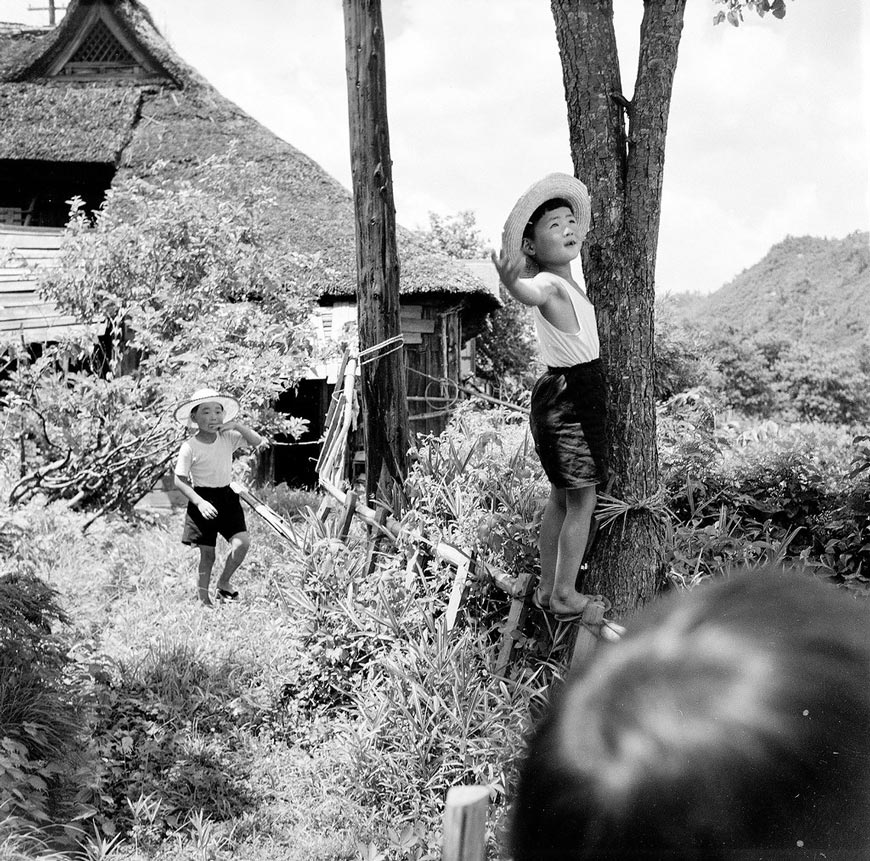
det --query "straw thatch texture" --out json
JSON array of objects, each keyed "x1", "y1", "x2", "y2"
[
  {"x1": 0, "y1": 0, "x2": 498, "y2": 310},
  {"x1": 0, "y1": 82, "x2": 142, "y2": 161}
]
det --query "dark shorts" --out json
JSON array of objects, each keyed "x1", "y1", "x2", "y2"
[
  {"x1": 530, "y1": 359, "x2": 609, "y2": 489},
  {"x1": 181, "y1": 486, "x2": 247, "y2": 547}
]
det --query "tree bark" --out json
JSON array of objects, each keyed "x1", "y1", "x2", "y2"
[
  {"x1": 343, "y1": 0, "x2": 409, "y2": 503},
  {"x1": 550, "y1": 0, "x2": 687, "y2": 615}
]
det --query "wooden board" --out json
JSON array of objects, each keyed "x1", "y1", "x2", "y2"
[
  {"x1": 0, "y1": 304, "x2": 63, "y2": 321},
  {"x1": 0, "y1": 291, "x2": 44, "y2": 305},
  {"x1": 0, "y1": 323, "x2": 101, "y2": 342},
  {"x1": 0, "y1": 313, "x2": 78, "y2": 330},
  {"x1": 400, "y1": 318, "x2": 436, "y2": 334}
]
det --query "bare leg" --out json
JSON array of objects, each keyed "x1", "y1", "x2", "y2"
[
  {"x1": 550, "y1": 485, "x2": 597, "y2": 616},
  {"x1": 536, "y1": 485, "x2": 566, "y2": 603},
  {"x1": 216, "y1": 531, "x2": 250, "y2": 593},
  {"x1": 197, "y1": 546, "x2": 216, "y2": 606}
]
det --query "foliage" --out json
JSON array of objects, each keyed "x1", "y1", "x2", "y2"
[
  {"x1": 655, "y1": 286, "x2": 870, "y2": 423},
  {"x1": 703, "y1": 330, "x2": 870, "y2": 423},
  {"x1": 473, "y1": 287, "x2": 539, "y2": 395},
  {"x1": 659, "y1": 410, "x2": 868, "y2": 593},
  {"x1": 415, "y1": 211, "x2": 537, "y2": 395},
  {"x1": 671, "y1": 232, "x2": 870, "y2": 353},
  {"x1": 4, "y1": 402, "x2": 870, "y2": 859},
  {"x1": 1, "y1": 154, "x2": 318, "y2": 518},
  {"x1": 76, "y1": 641, "x2": 263, "y2": 840},
  {"x1": 654, "y1": 296, "x2": 720, "y2": 400},
  {"x1": 416, "y1": 210, "x2": 490, "y2": 260},
  {"x1": 713, "y1": 0, "x2": 791, "y2": 27},
  {"x1": 0, "y1": 573, "x2": 87, "y2": 838}
]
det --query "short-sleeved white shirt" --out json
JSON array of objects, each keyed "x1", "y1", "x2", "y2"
[{"x1": 174, "y1": 431, "x2": 244, "y2": 487}]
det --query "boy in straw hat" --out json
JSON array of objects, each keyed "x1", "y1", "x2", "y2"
[
  {"x1": 492, "y1": 173, "x2": 610, "y2": 624},
  {"x1": 173, "y1": 388, "x2": 265, "y2": 606}
]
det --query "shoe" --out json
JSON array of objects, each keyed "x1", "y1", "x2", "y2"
[{"x1": 216, "y1": 588, "x2": 239, "y2": 601}]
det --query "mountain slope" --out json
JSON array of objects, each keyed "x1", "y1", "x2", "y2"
[{"x1": 669, "y1": 232, "x2": 870, "y2": 351}]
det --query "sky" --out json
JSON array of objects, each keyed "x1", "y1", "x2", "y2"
[{"x1": 1, "y1": 0, "x2": 867, "y2": 295}]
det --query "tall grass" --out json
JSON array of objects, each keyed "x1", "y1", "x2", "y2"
[{"x1": 2, "y1": 407, "x2": 868, "y2": 858}]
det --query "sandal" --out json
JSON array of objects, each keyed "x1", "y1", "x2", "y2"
[
  {"x1": 531, "y1": 588, "x2": 599, "y2": 624},
  {"x1": 216, "y1": 588, "x2": 239, "y2": 601}
]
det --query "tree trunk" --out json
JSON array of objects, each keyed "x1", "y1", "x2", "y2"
[
  {"x1": 551, "y1": 0, "x2": 687, "y2": 615},
  {"x1": 343, "y1": 0, "x2": 409, "y2": 503}
]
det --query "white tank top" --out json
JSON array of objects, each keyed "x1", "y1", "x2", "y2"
[{"x1": 533, "y1": 275, "x2": 600, "y2": 367}]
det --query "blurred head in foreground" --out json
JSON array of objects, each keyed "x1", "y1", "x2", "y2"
[{"x1": 511, "y1": 568, "x2": 870, "y2": 860}]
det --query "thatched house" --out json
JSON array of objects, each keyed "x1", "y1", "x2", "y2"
[{"x1": 0, "y1": 0, "x2": 498, "y2": 483}]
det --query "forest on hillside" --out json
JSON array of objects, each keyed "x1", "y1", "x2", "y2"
[
  {"x1": 666, "y1": 231, "x2": 869, "y2": 350},
  {"x1": 651, "y1": 232, "x2": 870, "y2": 425}
]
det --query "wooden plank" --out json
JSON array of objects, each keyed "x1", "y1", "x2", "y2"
[
  {"x1": 445, "y1": 551, "x2": 474, "y2": 632},
  {"x1": 338, "y1": 490, "x2": 358, "y2": 541},
  {"x1": 402, "y1": 332, "x2": 422, "y2": 345},
  {"x1": 442, "y1": 785, "x2": 489, "y2": 861},
  {"x1": 400, "y1": 318, "x2": 436, "y2": 334},
  {"x1": 0, "y1": 224, "x2": 65, "y2": 236},
  {"x1": 399, "y1": 303, "x2": 422, "y2": 318},
  {"x1": 571, "y1": 626, "x2": 599, "y2": 668},
  {"x1": 0, "y1": 247, "x2": 62, "y2": 260},
  {"x1": 0, "y1": 314, "x2": 78, "y2": 330},
  {"x1": 0, "y1": 304, "x2": 62, "y2": 321},
  {"x1": 496, "y1": 569, "x2": 535, "y2": 674},
  {"x1": 0, "y1": 292, "x2": 43, "y2": 305},
  {"x1": 0, "y1": 323, "x2": 101, "y2": 343},
  {"x1": 0, "y1": 281, "x2": 39, "y2": 292}
]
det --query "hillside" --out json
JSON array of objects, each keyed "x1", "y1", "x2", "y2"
[{"x1": 668, "y1": 232, "x2": 870, "y2": 350}]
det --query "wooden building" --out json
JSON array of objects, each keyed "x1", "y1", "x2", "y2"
[{"x1": 0, "y1": 0, "x2": 498, "y2": 485}]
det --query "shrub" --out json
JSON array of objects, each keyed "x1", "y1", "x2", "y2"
[
  {"x1": 0, "y1": 574, "x2": 88, "y2": 838},
  {"x1": 1, "y1": 153, "x2": 318, "y2": 519},
  {"x1": 77, "y1": 640, "x2": 263, "y2": 840}
]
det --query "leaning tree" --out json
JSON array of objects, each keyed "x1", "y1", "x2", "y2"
[{"x1": 550, "y1": 0, "x2": 792, "y2": 614}]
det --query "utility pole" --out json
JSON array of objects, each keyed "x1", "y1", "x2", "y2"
[
  {"x1": 342, "y1": 0, "x2": 409, "y2": 505},
  {"x1": 28, "y1": 1, "x2": 65, "y2": 26}
]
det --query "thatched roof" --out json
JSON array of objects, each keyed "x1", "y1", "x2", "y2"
[
  {"x1": 0, "y1": 0, "x2": 498, "y2": 312},
  {"x1": 0, "y1": 83, "x2": 141, "y2": 161}
]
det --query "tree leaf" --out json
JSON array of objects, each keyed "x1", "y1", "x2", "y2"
[{"x1": 771, "y1": 0, "x2": 787, "y2": 18}]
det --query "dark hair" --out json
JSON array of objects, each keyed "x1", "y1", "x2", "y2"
[
  {"x1": 522, "y1": 197, "x2": 575, "y2": 242},
  {"x1": 510, "y1": 568, "x2": 870, "y2": 860}
]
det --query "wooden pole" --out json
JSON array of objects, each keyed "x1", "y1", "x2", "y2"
[
  {"x1": 342, "y1": 0, "x2": 409, "y2": 504},
  {"x1": 442, "y1": 785, "x2": 489, "y2": 861}
]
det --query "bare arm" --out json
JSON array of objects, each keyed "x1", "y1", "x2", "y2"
[
  {"x1": 173, "y1": 473, "x2": 218, "y2": 519},
  {"x1": 490, "y1": 249, "x2": 557, "y2": 307}
]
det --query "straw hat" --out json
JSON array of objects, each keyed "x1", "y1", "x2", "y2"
[
  {"x1": 174, "y1": 388, "x2": 240, "y2": 425},
  {"x1": 501, "y1": 173, "x2": 591, "y2": 276}
]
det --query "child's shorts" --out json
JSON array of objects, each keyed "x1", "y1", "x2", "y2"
[
  {"x1": 530, "y1": 359, "x2": 609, "y2": 489},
  {"x1": 181, "y1": 485, "x2": 247, "y2": 547}
]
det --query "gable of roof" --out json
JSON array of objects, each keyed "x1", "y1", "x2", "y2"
[{"x1": 2, "y1": 0, "x2": 179, "y2": 84}]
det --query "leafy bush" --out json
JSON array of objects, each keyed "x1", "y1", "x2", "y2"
[
  {"x1": 1, "y1": 153, "x2": 318, "y2": 519},
  {"x1": 0, "y1": 574, "x2": 87, "y2": 837},
  {"x1": 74, "y1": 640, "x2": 264, "y2": 841}
]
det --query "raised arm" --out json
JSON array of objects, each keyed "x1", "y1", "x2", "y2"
[
  {"x1": 490, "y1": 249, "x2": 556, "y2": 307},
  {"x1": 221, "y1": 421, "x2": 265, "y2": 448}
]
